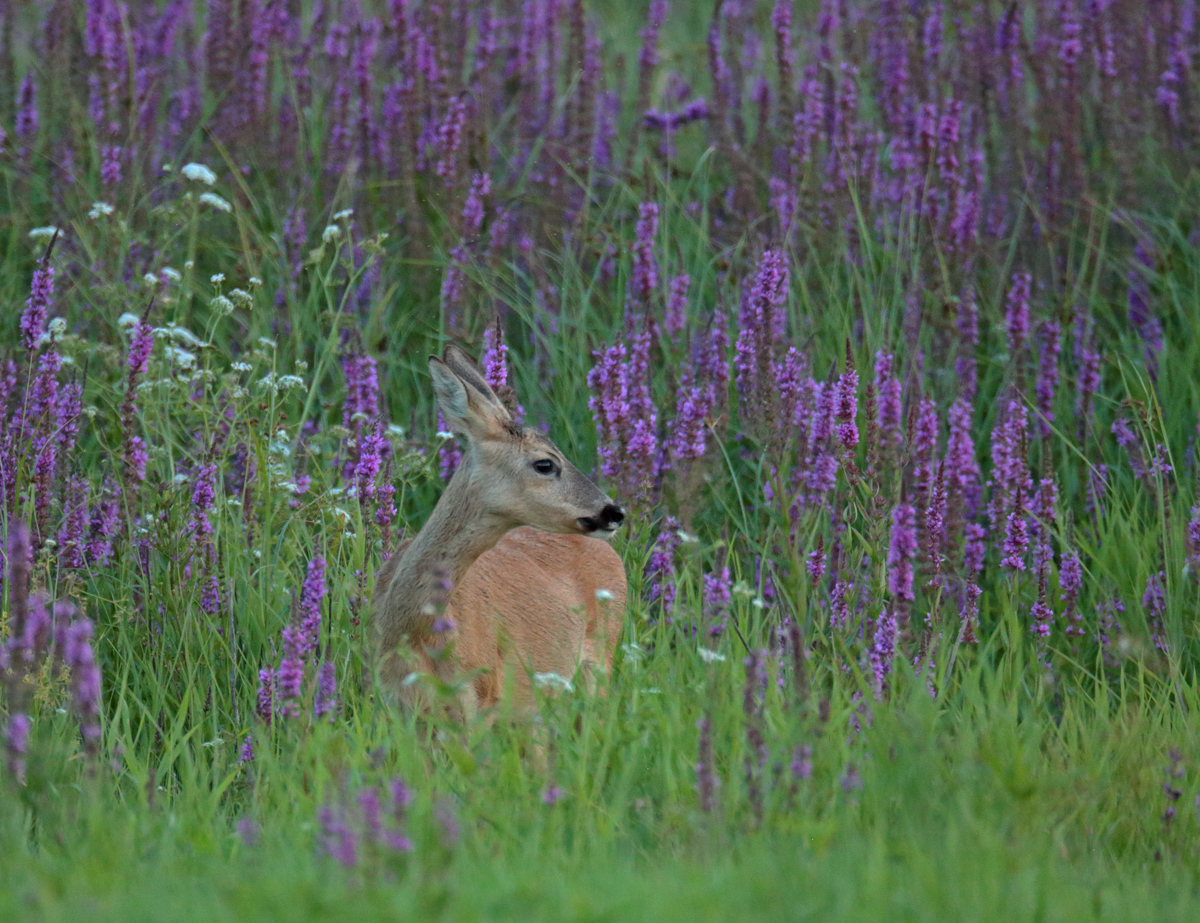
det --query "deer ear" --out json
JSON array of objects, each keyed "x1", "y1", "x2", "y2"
[
  {"x1": 441, "y1": 343, "x2": 510, "y2": 418},
  {"x1": 429, "y1": 355, "x2": 508, "y2": 440}
]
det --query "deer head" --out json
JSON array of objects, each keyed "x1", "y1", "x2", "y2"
[{"x1": 429, "y1": 344, "x2": 625, "y2": 537}]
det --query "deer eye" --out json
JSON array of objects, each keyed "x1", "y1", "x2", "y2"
[{"x1": 532, "y1": 459, "x2": 557, "y2": 475}]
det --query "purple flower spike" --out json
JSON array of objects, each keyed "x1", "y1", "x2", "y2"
[
  {"x1": 4, "y1": 714, "x2": 30, "y2": 784},
  {"x1": 887, "y1": 503, "x2": 917, "y2": 606},
  {"x1": 64, "y1": 619, "x2": 102, "y2": 757},
  {"x1": 1004, "y1": 272, "x2": 1031, "y2": 356},
  {"x1": 20, "y1": 262, "x2": 54, "y2": 353},
  {"x1": 314, "y1": 660, "x2": 338, "y2": 719}
]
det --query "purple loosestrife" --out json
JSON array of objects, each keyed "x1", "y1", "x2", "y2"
[
  {"x1": 355, "y1": 423, "x2": 385, "y2": 501},
  {"x1": 461, "y1": 172, "x2": 491, "y2": 236},
  {"x1": 1060, "y1": 548, "x2": 1083, "y2": 635},
  {"x1": 629, "y1": 202, "x2": 660, "y2": 312},
  {"x1": 1035, "y1": 321, "x2": 1062, "y2": 438},
  {"x1": 4, "y1": 713, "x2": 30, "y2": 784},
  {"x1": 318, "y1": 804, "x2": 358, "y2": 868},
  {"x1": 870, "y1": 607, "x2": 898, "y2": 698},
  {"x1": 434, "y1": 95, "x2": 467, "y2": 189},
  {"x1": 960, "y1": 582, "x2": 981, "y2": 644},
  {"x1": 298, "y1": 556, "x2": 328, "y2": 659},
  {"x1": 664, "y1": 274, "x2": 690, "y2": 339},
  {"x1": 645, "y1": 518, "x2": 680, "y2": 615},
  {"x1": 276, "y1": 623, "x2": 306, "y2": 719},
  {"x1": 64, "y1": 617, "x2": 102, "y2": 758},
  {"x1": 874, "y1": 352, "x2": 902, "y2": 459},
  {"x1": 20, "y1": 261, "x2": 54, "y2": 353},
  {"x1": 835, "y1": 349, "x2": 859, "y2": 452},
  {"x1": 314, "y1": 660, "x2": 337, "y2": 719},
  {"x1": 58, "y1": 476, "x2": 89, "y2": 569},
  {"x1": 1005, "y1": 272, "x2": 1032, "y2": 357},
  {"x1": 887, "y1": 503, "x2": 917, "y2": 615},
  {"x1": 86, "y1": 482, "x2": 120, "y2": 567},
  {"x1": 946, "y1": 398, "x2": 981, "y2": 518},
  {"x1": 256, "y1": 667, "x2": 275, "y2": 722},
  {"x1": 735, "y1": 251, "x2": 788, "y2": 434},
  {"x1": 1143, "y1": 571, "x2": 1167, "y2": 651}
]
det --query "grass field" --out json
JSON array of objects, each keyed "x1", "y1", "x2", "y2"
[{"x1": 4, "y1": 1, "x2": 1200, "y2": 919}]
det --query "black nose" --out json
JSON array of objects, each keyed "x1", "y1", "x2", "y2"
[{"x1": 599, "y1": 504, "x2": 625, "y2": 527}]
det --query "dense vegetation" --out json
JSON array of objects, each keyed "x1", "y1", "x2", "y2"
[{"x1": 4, "y1": 1, "x2": 1200, "y2": 919}]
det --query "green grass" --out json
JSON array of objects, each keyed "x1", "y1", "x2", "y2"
[{"x1": 5, "y1": 3, "x2": 1200, "y2": 920}]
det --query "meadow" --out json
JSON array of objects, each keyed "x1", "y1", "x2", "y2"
[{"x1": 4, "y1": 1, "x2": 1200, "y2": 919}]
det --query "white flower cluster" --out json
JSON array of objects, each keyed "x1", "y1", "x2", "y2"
[{"x1": 181, "y1": 162, "x2": 217, "y2": 185}]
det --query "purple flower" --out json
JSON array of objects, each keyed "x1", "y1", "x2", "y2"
[
  {"x1": 318, "y1": 804, "x2": 358, "y2": 868},
  {"x1": 887, "y1": 503, "x2": 917, "y2": 605},
  {"x1": 314, "y1": 660, "x2": 337, "y2": 719},
  {"x1": 960, "y1": 582, "x2": 981, "y2": 644},
  {"x1": 342, "y1": 354, "x2": 380, "y2": 429},
  {"x1": 1004, "y1": 272, "x2": 1031, "y2": 356},
  {"x1": 541, "y1": 785, "x2": 564, "y2": 806},
  {"x1": 645, "y1": 518, "x2": 680, "y2": 614},
  {"x1": 1035, "y1": 321, "x2": 1061, "y2": 437},
  {"x1": 276, "y1": 625, "x2": 305, "y2": 719},
  {"x1": 58, "y1": 476, "x2": 90, "y2": 569},
  {"x1": 664, "y1": 274, "x2": 690, "y2": 338},
  {"x1": 629, "y1": 202, "x2": 660, "y2": 310},
  {"x1": 239, "y1": 735, "x2": 254, "y2": 764},
  {"x1": 874, "y1": 351, "x2": 902, "y2": 455},
  {"x1": 15, "y1": 73, "x2": 38, "y2": 146},
  {"x1": 64, "y1": 618, "x2": 102, "y2": 757},
  {"x1": 299, "y1": 556, "x2": 328, "y2": 658},
  {"x1": 435, "y1": 95, "x2": 467, "y2": 188},
  {"x1": 256, "y1": 667, "x2": 274, "y2": 722},
  {"x1": 461, "y1": 172, "x2": 491, "y2": 236},
  {"x1": 835, "y1": 353, "x2": 859, "y2": 451},
  {"x1": 869, "y1": 608, "x2": 898, "y2": 698},
  {"x1": 101, "y1": 145, "x2": 122, "y2": 185},
  {"x1": 20, "y1": 262, "x2": 54, "y2": 353},
  {"x1": 790, "y1": 743, "x2": 813, "y2": 782},
  {"x1": 355, "y1": 424, "x2": 384, "y2": 500},
  {"x1": 4, "y1": 713, "x2": 30, "y2": 785}
]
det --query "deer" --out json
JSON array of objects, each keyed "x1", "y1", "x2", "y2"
[{"x1": 373, "y1": 344, "x2": 627, "y2": 719}]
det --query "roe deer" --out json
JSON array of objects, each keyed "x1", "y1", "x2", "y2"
[{"x1": 373, "y1": 344, "x2": 627, "y2": 717}]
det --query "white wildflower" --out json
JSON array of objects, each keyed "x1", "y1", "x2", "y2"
[
  {"x1": 533, "y1": 672, "x2": 574, "y2": 693},
  {"x1": 333, "y1": 208, "x2": 354, "y2": 221},
  {"x1": 231, "y1": 361, "x2": 253, "y2": 372},
  {"x1": 29, "y1": 226, "x2": 61, "y2": 241},
  {"x1": 321, "y1": 225, "x2": 341, "y2": 243},
  {"x1": 161, "y1": 267, "x2": 182, "y2": 282},
  {"x1": 436, "y1": 430, "x2": 456, "y2": 440},
  {"x1": 276, "y1": 375, "x2": 305, "y2": 390},
  {"x1": 48, "y1": 317, "x2": 67, "y2": 338},
  {"x1": 595, "y1": 588, "x2": 615, "y2": 602},
  {"x1": 248, "y1": 276, "x2": 262, "y2": 287},
  {"x1": 257, "y1": 336, "x2": 276, "y2": 349},
  {"x1": 165, "y1": 325, "x2": 207, "y2": 347},
  {"x1": 676, "y1": 529, "x2": 700, "y2": 544},
  {"x1": 228, "y1": 288, "x2": 253, "y2": 306},
  {"x1": 387, "y1": 424, "x2": 405, "y2": 439},
  {"x1": 199, "y1": 192, "x2": 232, "y2": 213},
  {"x1": 165, "y1": 347, "x2": 196, "y2": 369},
  {"x1": 210, "y1": 295, "x2": 235, "y2": 316},
  {"x1": 142, "y1": 273, "x2": 159, "y2": 288},
  {"x1": 117, "y1": 312, "x2": 140, "y2": 329},
  {"x1": 181, "y1": 162, "x2": 217, "y2": 185},
  {"x1": 698, "y1": 648, "x2": 726, "y2": 663},
  {"x1": 294, "y1": 359, "x2": 309, "y2": 373},
  {"x1": 210, "y1": 273, "x2": 225, "y2": 284},
  {"x1": 89, "y1": 202, "x2": 114, "y2": 219}
]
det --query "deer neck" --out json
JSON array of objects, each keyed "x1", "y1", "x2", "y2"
[{"x1": 385, "y1": 461, "x2": 512, "y2": 638}]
